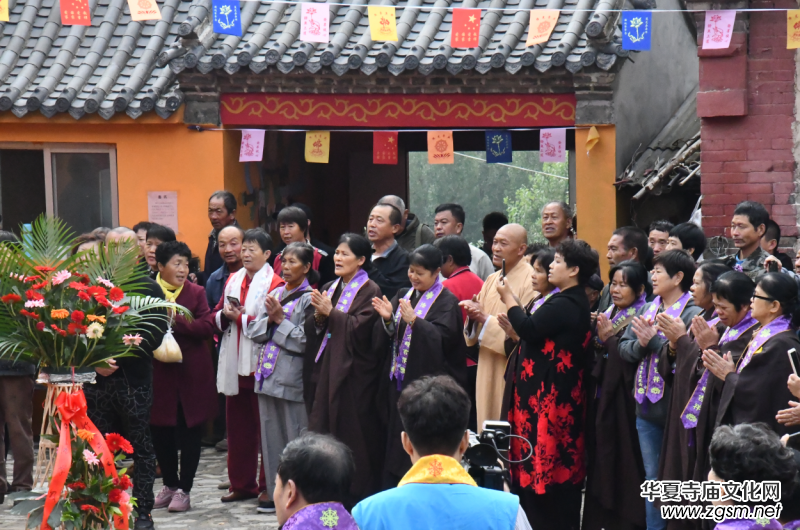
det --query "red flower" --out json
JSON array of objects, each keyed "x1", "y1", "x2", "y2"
[
  {"x1": 108, "y1": 488, "x2": 124, "y2": 503},
  {"x1": 79, "y1": 504, "x2": 100, "y2": 514},
  {"x1": 67, "y1": 481, "x2": 86, "y2": 490},
  {"x1": 68, "y1": 281, "x2": 89, "y2": 291},
  {"x1": 35, "y1": 322, "x2": 45, "y2": 331},
  {"x1": 1, "y1": 293, "x2": 21, "y2": 304},
  {"x1": 58, "y1": 329, "x2": 67, "y2": 337},
  {"x1": 96, "y1": 296, "x2": 111, "y2": 308},
  {"x1": 67, "y1": 323, "x2": 87, "y2": 335},
  {"x1": 31, "y1": 282, "x2": 47, "y2": 290},
  {"x1": 108, "y1": 287, "x2": 125, "y2": 302},
  {"x1": 34, "y1": 266, "x2": 56, "y2": 274},
  {"x1": 23, "y1": 276, "x2": 38, "y2": 283},
  {"x1": 20, "y1": 310, "x2": 40, "y2": 320},
  {"x1": 86, "y1": 286, "x2": 108, "y2": 298},
  {"x1": 71, "y1": 310, "x2": 85, "y2": 323},
  {"x1": 24, "y1": 290, "x2": 43, "y2": 301},
  {"x1": 77, "y1": 291, "x2": 91, "y2": 302},
  {"x1": 105, "y1": 433, "x2": 134, "y2": 454},
  {"x1": 75, "y1": 273, "x2": 90, "y2": 284},
  {"x1": 50, "y1": 324, "x2": 59, "y2": 331},
  {"x1": 112, "y1": 305, "x2": 130, "y2": 315},
  {"x1": 113, "y1": 474, "x2": 133, "y2": 490}
]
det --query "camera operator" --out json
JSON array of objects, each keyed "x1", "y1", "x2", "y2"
[{"x1": 353, "y1": 375, "x2": 531, "y2": 530}]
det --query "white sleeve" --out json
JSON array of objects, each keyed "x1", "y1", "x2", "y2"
[
  {"x1": 515, "y1": 506, "x2": 532, "y2": 530},
  {"x1": 478, "y1": 315, "x2": 492, "y2": 341}
]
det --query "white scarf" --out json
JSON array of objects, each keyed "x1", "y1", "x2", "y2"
[{"x1": 216, "y1": 263, "x2": 275, "y2": 396}]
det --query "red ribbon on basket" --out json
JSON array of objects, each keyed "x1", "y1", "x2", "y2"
[{"x1": 42, "y1": 389, "x2": 120, "y2": 530}]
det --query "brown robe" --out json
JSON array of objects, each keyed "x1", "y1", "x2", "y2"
[
  {"x1": 584, "y1": 317, "x2": 646, "y2": 530},
  {"x1": 718, "y1": 328, "x2": 800, "y2": 436},
  {"x1": 303, "y1": 277, "x2": 385, "y2": 504}
]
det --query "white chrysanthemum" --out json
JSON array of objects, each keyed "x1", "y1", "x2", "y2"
[{"x1": 86, "y1": 322, "x2": 104, "y2": 339}]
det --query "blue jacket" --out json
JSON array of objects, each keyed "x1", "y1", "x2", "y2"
[{"x1": 206, "y1": 264, "x2": 232, "y2": 310}]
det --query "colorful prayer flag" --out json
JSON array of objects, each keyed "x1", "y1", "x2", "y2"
[
  {"x1": 212, "y1": 0, "x2": 241, "y2": 36},
  {"x1": 485, "y1": 131, "x2": 512, "y2": 164},
  {"x1": 451, "y1": 8, "x2": 480, "y2": 48},
  {"x1": 0, "y1": 0, "x2": 8, "y2": 22},
  {"x1": 373, "y1": 131, "x2": 398, "y2": 165},
  {"x1": 239, "y1": 129, "x2": 265, "y2": 162},
  {"x1": 526, "y1": 10, "x2": 559, "y2": 46},
  {"x1": 622, "y1": 11, "x2": 651, "y2": 51},
  {"x1": 301, "y1": 2, "x2": 329, "y2": 43},
  {"x1": 702, "y1": 10, "x2": 735, "y2": 49},
  {"x1": 305, "y1": 131, "x2": 330, "y2": 164},
  {"x1": 585, "y1": 126, "x2": 600, "y2": 154},
  {"x1": 60, "y1": 0, "x2": 91, "y2": 26},
  {"x1": 539, "y1": 128, "x2": 566, "y2": 162},
  {"x1": 787, "y1": 10, "x2": 800, "y2": 49},
  {"x1": 368, "y1": 5, "x2": 397, "y2": 42},
  {"x1": 128, "y1": 0, "x2": 161, "y2": 21},
  {"x1": 427, "y1": 131, "x2": 454, "y2": 165}
]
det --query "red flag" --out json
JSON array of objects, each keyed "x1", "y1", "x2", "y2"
[
  {"x1": 451, "y1": 8, "x2": 480, "y2": 48},
  {"x1": 373, "y1": 131, "x2": 398, "y2": 165},
  {"x1": 61, "y1": 0, "x2": 91, "y2": 25}
]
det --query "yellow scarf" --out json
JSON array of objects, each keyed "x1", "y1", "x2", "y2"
[
  {"x1": 156, "y1": 273, "x2": 183, "y2": 303},
  {"x1": 397, "y1": 455, "x2": 477, "y2": 487}
]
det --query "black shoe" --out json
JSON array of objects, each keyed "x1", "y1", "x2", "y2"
[
  {"x1": 257, "y1": 500, "x2": 276, "y2": 514},
  {"x1": 134, "y1": 513, "x2": 155, "y2": 529}
]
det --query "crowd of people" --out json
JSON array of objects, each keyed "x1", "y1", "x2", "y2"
[{"x1": 2, "y1": 192, "x2": 800, "y2": 530}]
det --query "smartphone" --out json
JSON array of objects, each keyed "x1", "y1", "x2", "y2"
[
  {"x1": 768, "y1": 260, "x2": 779, "y2": 273},
  {"x1": 226, "y1": 296, "x2": 241, "y2": 308},
  {"x1": 502, "y1": 258, "x2": 506, "y2": 278},
  {"x1": 788, "y1": 348, "x2": 800, "y2": 375}
]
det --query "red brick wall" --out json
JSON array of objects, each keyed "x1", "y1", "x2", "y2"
[{"x1": 699, "y1": 3, "x2": 797, "y2": 240}]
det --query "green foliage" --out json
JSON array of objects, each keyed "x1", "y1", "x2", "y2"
[{"x1": 409, "y1": 151, "x2": 569, "y2": 246}]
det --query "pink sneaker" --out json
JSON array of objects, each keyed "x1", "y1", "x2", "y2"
[
  {"x1": 154, "y1": 486, "x2": 176, "y2": 509},
  {"x1": 168, "y1": 489, "x2": 191, "y2": 512}
]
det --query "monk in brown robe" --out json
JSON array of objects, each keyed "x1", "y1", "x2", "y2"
[{"x1": 461, "y1": 223, "x2": 535, "y2": 429}]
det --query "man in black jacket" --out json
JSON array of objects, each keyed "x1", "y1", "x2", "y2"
[
  {"x1": 366, "y1": 203, "x2": 411, "y2": 299},
  {"x1": 84, "y1": 228, "x2": 168, "y2": 530},
  {"x1": 202, "y1": 191, "x2": 240, "y2": 286}
]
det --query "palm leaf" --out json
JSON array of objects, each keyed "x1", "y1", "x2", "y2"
[
  {"x1": 19, "y1": 215, "x2": 76, "y2": 269},
  {"x1": 75, "y1": 239, "x2": 148, "y2": 293}
]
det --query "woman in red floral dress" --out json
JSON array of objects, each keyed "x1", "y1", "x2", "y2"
[{"x1": 497, "y1": 239, "x2": 597, "y2": 530}]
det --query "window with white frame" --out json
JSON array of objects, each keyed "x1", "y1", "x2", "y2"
[{"x1": 0, "y1": 144, "x2": 118, "y2": 235}]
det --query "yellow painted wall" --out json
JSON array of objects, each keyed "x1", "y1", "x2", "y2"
[
  {"x1": 575, "y1": 125, "x2": 616, "y2": 280},
  {"x1": 0, "y1": 110, "x2": 227, "y2": 264}
]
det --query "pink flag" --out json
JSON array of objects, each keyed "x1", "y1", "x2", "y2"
[
  {"x1": 539, "y1": 128, "x2": 566, "y2": 162},
  {"x1": 239, "y1": 129, "x2": 265, "y2": 162},
  {"x1": 301, "y1": 3, "x2": 329, "y2": 43},
  {"x1": 702, "y1": 10, "x2": 735, "y2": 50}
]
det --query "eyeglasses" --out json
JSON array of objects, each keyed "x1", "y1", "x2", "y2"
[{"x1": 751, "y1": 294, "x2": 775, "y2": 302}]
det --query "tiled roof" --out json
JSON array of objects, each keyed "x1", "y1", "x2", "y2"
[
  {"x1": 165, "y1": 0, "x2": 630, "y2": 77},
  {"x1": 0, "y1": 0, "x2": 186, "y2": 119}
]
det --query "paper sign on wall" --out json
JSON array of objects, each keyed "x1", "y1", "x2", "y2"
[
  {"x1": 61, "y1": 0, "x2": 92, "y2": 26},
  {"x1": 526, "y1": 10, "x2": 559, "y2": 46},
  {"x1": 622, "y1": 11, "x2": 651, "y2": 51},
  {"x1": 452, "y1": 8, "x2": 480, "y2": 48},
  {"x1": 427, "y1": 131, "x2": 454, "y2": 165},
  {"x1": 539, "y1": 128, "x2": 566, "y2": 162},
  {"x1": 368, "y1": 5, "x2": 398, "y2": 42},
  {"x1": 128, "y1": 0, "x2": 161, "y2": 21},
  {"x1": 702, "y1": 10, "x2": 735, "y2": 50},
  {"x1": 239, "y1": 129, "x2": 265, "y2": 162},
  {"x1": 373, "y1": 131, "x2": 398, "y2": 165},
  {"x1": 787, "y1": 10, "x2": 800, "y2": 49},
  {"x1": 148, "y1": 192, "x2": 179, "y2": 233},
  {"x1": 0, "y1": 0, "x2": 9, "y2": 22},
  {"x1": 305, "y1": 131, "x2": 330, "y2": 163},
  {"x1": 301, "y1": 3, "x2": 329, "y2": 43}
]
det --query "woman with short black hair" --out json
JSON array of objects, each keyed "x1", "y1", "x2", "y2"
[
  {"x1": 496, "y1": 239, "x2": 598, "y2": 529},
  {"x1": 372, "y1": 244, "x2": 467, "y2": 486}
]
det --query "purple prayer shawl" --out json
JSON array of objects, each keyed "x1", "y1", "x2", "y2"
[
  {"x1": 255, "y1": 279, "x2": 310, "y2": 384},
  {"x1": 635, "y1": 292, "x2": 692, "y2": 404},
  {"x1": 737, "y1": 315, "x2": 793, "y2": 374},
  {"x1": 713, "y1": 519, "x2": 782, "y2": 530},
  {"x1": 530, "y1": 288, "x2": 559, "y2": 314},
  {"x1": 783, "y1": 521, "x2": 800, "y2": 529},
  {"x1": 390, "y1": 279, "x2": 445, "y2": 389},
  {"x1": 680, "y1": 313, "x2": 758, "y2": 429},
  {"x1": 282, "y1": 502, "x2": 359, "y2": 530},
  {"x1": 316, "y1": 269, "x2": 370, "y2": 362}
]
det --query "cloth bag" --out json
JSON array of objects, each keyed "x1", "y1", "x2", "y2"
[{"x1": 153, "y1": 326, "x2": 182, "y2": 363}]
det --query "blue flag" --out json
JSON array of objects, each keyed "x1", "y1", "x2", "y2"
[
  {"x1": 622, "y1": 11, "x2": 651, "y2": 51},
  {"x1": 213, "y1": 0, "x2": 241, "y2": 36},
  {"x1": 485, "y1": 130, "x2": 512, "y2": 163}
]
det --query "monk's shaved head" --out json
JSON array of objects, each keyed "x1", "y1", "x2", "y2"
[
  {"x1": 491, "y1": 223, "x2": 529, "y2": 269},
  {"x1": 497, "y1": 223, "x2": 528, "y2": 245}
]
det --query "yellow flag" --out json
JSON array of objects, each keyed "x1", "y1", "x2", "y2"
[
  {"x1": 585, "y1": 126, "x2": 600, "y2": 154},
  {"x1": 0, "y1": 0, "x2": 8, "y2": 22},
  {"x1": 427, "y1": 131, "x2": 454, "y2": 164},
  {"x1": 128, "y1": 0, "x2": 161, "y2": 21},
  {"x1": 526, "y1": 10, "x2": 560, "y2": 46},
  {"x1": 305, "y1": 131, "x2": 330, "y2": 164},
  {"x1": 368, "y1": 5, "x2": 398, "y2": 42},
  {"x1": 788, "y1": 10, "x2": 800, "y2": 49}
]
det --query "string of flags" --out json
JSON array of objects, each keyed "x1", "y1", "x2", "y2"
[{"x1": 237, "y1": 128, "x2": 572, "y2": 166}]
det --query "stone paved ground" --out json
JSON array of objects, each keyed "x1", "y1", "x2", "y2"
[{"x1": 1, "y1": 448, "x2": 279, "y2": 530}]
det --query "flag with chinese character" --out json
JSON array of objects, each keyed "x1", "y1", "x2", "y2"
[
  {"x1": 427, "y1": 131, "x2": 454, "y2": 165},
  {"x1": 239, "y1": 130, "x2": 265, "y2": 162},
  {"x1": 368, "y1": 5, "x2": 397, "y2": 42},
  {"x1": 212, "y1": 0, "x2": 241, "y2": 36},
  {"x1": 373, "y1": 131, "x2": 398, "y2": 165},
  {"x1": 0, "y1": 0, "x2": 8, "y2": 22},
  {"x1": 485, "y1": 131, "x2": 512, "y2": 163},
  {"x1": 702, "y1": 10, "x2": 735, "y2": 49},
  {"x1": 787, "y1": 10, "x2": 800, "y2": 49},
  {"x1": 540, "y1": 128, "x2": 566, "y2": 162},
  {"x1": 452, "y1": 8, "x2": 480, "y2": 48},
  {"x1": 128, "y1": 0, "x2": 161, "y2": 21},
  {"x1": 526, "y1": 10, "x2": 559, "y2": 46},
  {"x1": 305, "y1": 131, "x2": 330, "y2": 164},
  {"x1": 622, "y1": 11, "x2": 651, "y2": 51},
  {"x1": 301, "y1": 3, "x2": 329, "y2": 43},
  {"x1": 61, "y1": 0, "x2": 92, "y2": 26}
]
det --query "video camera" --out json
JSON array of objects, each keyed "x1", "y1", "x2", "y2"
[{"x1": 463, "y1": 421, "x2": 532, "y2": 491}]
